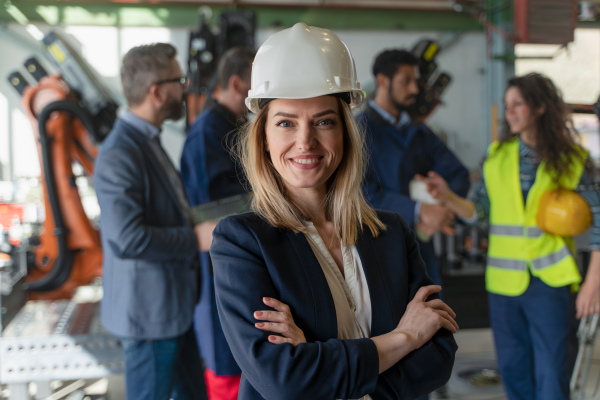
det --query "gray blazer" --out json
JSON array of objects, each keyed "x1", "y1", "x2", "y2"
[{"x1": 94, "y1": 119, "x2": 199, "y2": 339}]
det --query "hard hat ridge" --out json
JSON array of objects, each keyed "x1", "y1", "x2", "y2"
[{"x1": 245, "y1": 22, "x2": 365, "y2": 113}]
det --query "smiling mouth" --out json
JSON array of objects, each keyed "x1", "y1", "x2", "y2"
[{"x1": 292, "y1": 158, "x2": 321, "y2": 164}]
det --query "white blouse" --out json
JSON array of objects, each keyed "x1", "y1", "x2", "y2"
[{"x1": 303, "y1": 222, "x2": 373, "y2": 400}]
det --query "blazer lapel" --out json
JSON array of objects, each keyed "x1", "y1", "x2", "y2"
[
  {"x1": 123, "y1": 124, "x2": 186, "y2": 219},
  {"x1": 355, "y1": 230, "x2": 395, "y2": 337},
  {"x1": 286, "y1": 231, "x2": 339, "y2": 341}
]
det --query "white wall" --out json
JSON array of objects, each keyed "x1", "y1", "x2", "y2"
[
  {"x1": 0, "y1": 22, "x2": 489, "y2": 185},
  {"x1": 515, "y1": 29, "x2": 600, "y2": 105},
  {"x1": 515, "y1": 28, "x2": 600, "y2": 160}
]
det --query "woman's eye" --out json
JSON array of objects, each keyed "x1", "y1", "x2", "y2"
[
  {"x1": 317, "y1": 119, "x2": 335, "y2": 126},
  {"x1": 276, "y1": 120, "x2": 292, "y2": 128}
]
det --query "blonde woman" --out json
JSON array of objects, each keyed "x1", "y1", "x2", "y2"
[{"x1": 210, "y1": 23, "x2": 458, "y2": 400}]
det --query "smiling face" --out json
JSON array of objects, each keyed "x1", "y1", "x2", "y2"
[
  {"x1": 265, "y1": 96, "x2": 344, "y2": 200},
  {"x1": 504, "y1": 86, "x2": 538, "y2": 136}
]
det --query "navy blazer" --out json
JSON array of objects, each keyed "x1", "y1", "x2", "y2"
[
  {"x1": 94, "y1": 119, "x2": 199, "y2": 339},
  {"x1": 181, "y1": 103, "x2": 245, "y2": 374},
  {"x1": 211, "y1": 210, "x2": 457, "y2": 400}
]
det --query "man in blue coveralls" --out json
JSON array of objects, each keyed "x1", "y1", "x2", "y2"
[
  {"x1": 180, "y1": 46, "x2": 254, "y2": 400},
  {"x1": 358, "y1": 48, "x2": 470, "y2": 294}
]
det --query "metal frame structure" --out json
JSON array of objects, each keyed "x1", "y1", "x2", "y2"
[{"x1": 0, "y1": 298, "x2": 123, "y2": 400}]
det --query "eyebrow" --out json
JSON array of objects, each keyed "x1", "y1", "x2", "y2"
[{"x1": 272, "y1": 109, "x2": 338, "y2": 119}]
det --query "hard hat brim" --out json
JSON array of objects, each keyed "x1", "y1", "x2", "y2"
[{"x1": 245, "y1": 89, "x2": 365, "y2": 114}]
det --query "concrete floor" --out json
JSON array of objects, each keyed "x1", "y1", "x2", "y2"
[{"x1": 5, "y1": 326, "x2": 600, "y2": 399}]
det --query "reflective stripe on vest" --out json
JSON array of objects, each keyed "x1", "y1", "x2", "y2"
[{"x1": 489, "y1": 224, "x2": 544, "y2": 238}]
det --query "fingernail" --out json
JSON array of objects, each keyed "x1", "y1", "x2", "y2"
[
  {"x1": 268, "y1": 335, "x2": 276, "y2": 341},
  {"x1": 255, "y1": 323, "x2": 264, "y2": 327},
  {"x1": 263, "y1": 297, "x2": 270, "y2": 302},
  {"x1": 255, "y1": 311, "x2": 263, "y2": 317}
]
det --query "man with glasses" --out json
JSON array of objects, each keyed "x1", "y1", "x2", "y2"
[{"x1": 94, "y1": 43, "x2": 210, "y2": 400}]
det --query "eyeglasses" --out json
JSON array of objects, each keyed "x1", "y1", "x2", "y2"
[{"x1": 154, "y1": 76, "x2": 187, "y2": 86}]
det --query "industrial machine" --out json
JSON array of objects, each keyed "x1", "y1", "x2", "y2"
[
  {"x1": 6, "y1": 31, "x2": 116, "y2": 299},
  {"x1": 186, "y1": 9, "x2": 255, "y2": 125},
  {"x1": 410, "y1": 39, "x2": 453, "y2": 121},
  {"x1": 2, "y1": 31, "x2": 122, "y2": 400}
]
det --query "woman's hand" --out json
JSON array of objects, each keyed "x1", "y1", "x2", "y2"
[
  {"x1": 577, "y1": 252, "x2": 600, "y2": 318},
  {"x1": 414, "y1": 172, "x2": 451, "y2": 203},
  {"x1": 395, "y1": 285, "x2": 459, "y2": 351},
  {"x1": 576, "y1": 279, "x2": 600, "y2": 318},
  {"x1": 254, "y1": 297, "x2": 307, "y2": 346}
]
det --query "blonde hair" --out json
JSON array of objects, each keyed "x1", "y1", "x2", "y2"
[{"x1": 236, "y1": 97, "x2": 385, "y2": 246}]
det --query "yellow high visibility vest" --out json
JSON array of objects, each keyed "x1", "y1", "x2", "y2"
[{"x1": 483, "y1": 139, "x2": 587, "y2": 296}]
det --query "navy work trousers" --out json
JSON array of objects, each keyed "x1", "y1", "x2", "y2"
[{"x1": 489, "y1": 275, "x2": 570, "y2": 400}]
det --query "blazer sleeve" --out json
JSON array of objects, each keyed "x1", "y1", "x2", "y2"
[
  {"x1": 376, "y1": 213, "x2": 457, "y2": 399},
  {"x1": 94, "y1": 146, "x2": 198, "y2": 262},
  {"x1": 211, "y1": 216, "x2": 380, "y2": 400}
]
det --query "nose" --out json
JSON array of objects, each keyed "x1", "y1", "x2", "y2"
[
  {"x1": 409, "y1": 80, "x2": 419, "y2": 95},
  {"x1": 296, "y1": 124, "x2": 317, "y2": 151}
]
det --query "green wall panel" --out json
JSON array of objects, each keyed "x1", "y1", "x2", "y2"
[{"x1": 2, "y1": 1, "x2": 484, "y2": 31}]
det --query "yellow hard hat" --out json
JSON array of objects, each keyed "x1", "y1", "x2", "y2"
[{"x1": 536, "y1": 189, "x2": 592, "y2": 236}]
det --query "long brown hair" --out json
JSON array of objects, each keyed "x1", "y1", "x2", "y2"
[
  {"x1": 235, "y1": 97, "x2": 385, "y2": 246},
  {"x1": 497, "y1": 73, "x2": 586, "y2": 183}
]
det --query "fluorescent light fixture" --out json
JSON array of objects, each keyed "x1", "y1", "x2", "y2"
[
  {"x1": 25, "y1": 24, "x2": 44, "y2": 41},
  {"x1": 5, "y1": 3, "x2": 29, "y2": 25}
]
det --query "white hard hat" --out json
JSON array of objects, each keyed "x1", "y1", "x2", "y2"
[{"x1": 245, "y1": 22, "x2": 365, "y2": 114}]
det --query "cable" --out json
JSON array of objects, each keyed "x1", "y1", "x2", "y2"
[{"x1": 27, "y1": 100, "x2": 99, "y2": 291}]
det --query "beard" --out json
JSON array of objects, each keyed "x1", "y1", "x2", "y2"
[
  {"x1": 388, "y1": 84, "x2": 417, "y2": 114},
  {"x1": 162, "y1": 93, "x2": 185, "y2": 121}
]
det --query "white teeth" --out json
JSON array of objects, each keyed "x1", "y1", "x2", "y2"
[{"x1": 293, "y1": 158, "x2": 319, "y2": 164}]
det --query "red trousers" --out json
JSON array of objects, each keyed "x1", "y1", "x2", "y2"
[{"x1": 204, "y1": 369, "x2": 241, "y2": 400}]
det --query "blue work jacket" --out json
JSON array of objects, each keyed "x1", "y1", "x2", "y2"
[
  {"x1": 357, "y1": 106, "x2": 470, "y2": 284},
  {"x1": 357, "y1": 105, "x2": 470, "y2": 228},
  {"x1": 180, "y1": 102, "x2": 246, "y2": 375}
]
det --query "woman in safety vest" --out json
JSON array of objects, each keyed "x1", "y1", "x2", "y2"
[{"x1": 418, "y1": 72, "x2": 600, "y2": 400}]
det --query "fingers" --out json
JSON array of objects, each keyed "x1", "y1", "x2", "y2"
[
  {"x1": 255, "y1": 320, "x2": 293, "y2": 335},
  {"x1": 266, "y1": 335, "x2": 298, "y2": 345},
  {"x1": 434, "y1": 309, "x2": 459, "y2": 333},
  {"x1": 427, "y1": 298, "x2": 457, "y2": 318},
  {"x1": 576, "y1": 287, "x2": 600, "y2": 318},
  {"x1": 413, "y1": 285, "x2": 442, "y2": 302},
  {"x1": 254, "y1": 297, "x2": 307, "y2": 346},
  {"x1": 414, "y1": 174, "x2": 428, "y2": 183},
  {"x1": 262, "y1": 297, "x2": 290, "y2": 313},
  {"x1": 577, "y1": 299, "x2": 600, "y2": 318},
  {"x1": 254, "y1": 309, "x2": 292, "y2": 325}
]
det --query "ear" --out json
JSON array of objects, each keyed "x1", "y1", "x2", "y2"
[
  {"x1": 375, "y1": 73, "x2": 389, "y2": 90},
  {"x1": 147, "y1": 83, "x2": 164, "y2": 106},
  {"x1": 230, "y1": 75, "x2": 245, "y2": 95},
  {"x1": 537, "y1": 105, "x2": 546, "y2": 116}
]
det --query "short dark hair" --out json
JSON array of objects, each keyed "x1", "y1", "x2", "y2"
[
  {"x1": 217, "y1": 47, "x2": 255, "y2": 90},
  {"x1": 372, "y1": 49, "x2": 418, "y2": 79},
  {"x1": 121, "y1": 43, "x2": 177, "y2": 107}
]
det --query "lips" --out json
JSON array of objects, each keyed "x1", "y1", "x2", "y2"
[{"x1": 290, "y1": 155, "x2": 323, "y2": 169}]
